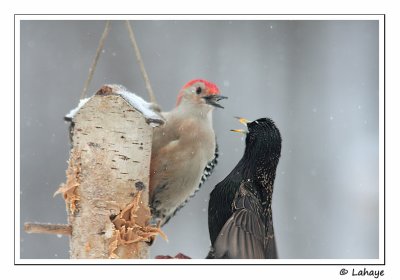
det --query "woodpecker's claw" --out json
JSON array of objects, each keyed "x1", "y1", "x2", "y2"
[{"x1": 149, "y1": 217, "x2": 162, "y2": 228}]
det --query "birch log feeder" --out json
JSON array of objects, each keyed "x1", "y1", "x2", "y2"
[{"x1": 25, "y1": 84, "x2": 166, "y2": 259}]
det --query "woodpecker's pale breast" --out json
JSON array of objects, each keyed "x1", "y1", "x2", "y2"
[{"x1": 149, "y1": 105, "x2": 217, "y2": 226}]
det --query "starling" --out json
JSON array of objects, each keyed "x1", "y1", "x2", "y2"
[{"x1": 207, "y1": 117, "x2": 282, "y2": 259}]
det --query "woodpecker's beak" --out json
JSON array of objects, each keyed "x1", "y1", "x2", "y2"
[
  {"x1": 202, "y1": 94, "x2": 228, "y2": 108},
  {"x1": 230, "y1": 116, "x2": 249, "y2": 134}
]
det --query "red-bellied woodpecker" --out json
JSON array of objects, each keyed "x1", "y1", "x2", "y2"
[{"x1": 149, "y1": 79, "x2": 227, "y2": 226}]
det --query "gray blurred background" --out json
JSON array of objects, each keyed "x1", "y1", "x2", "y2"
[{"x1": 20, "y1": 20, "x2": 379, "y2": 259}]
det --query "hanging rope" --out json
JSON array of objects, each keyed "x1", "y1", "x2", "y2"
[
  {"x1": 80, "y1": 21, "x2": 111, "y2": 99},
  {"x1": 79, "y1": 20, "x2": 156, "y2": 104},
  {"x1": 125, "y1": 20, "x2": 157, "y2": 104}
]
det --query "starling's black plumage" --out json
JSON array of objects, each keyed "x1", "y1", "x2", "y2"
[{"x1": 207, "y1": 118, "x2": 281, "y2": 259}]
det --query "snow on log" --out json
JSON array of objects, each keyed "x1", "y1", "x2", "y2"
[{"x1": 56, "y1": 84, "x2": 166, "y2": 259}]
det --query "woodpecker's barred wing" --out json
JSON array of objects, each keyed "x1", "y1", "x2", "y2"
[
  {"x1": 212, "y1": 181, "x2": 270, "y2": 259},
  {"x1": 199, "y1": 142, "x2": 219, "y2": 187}
]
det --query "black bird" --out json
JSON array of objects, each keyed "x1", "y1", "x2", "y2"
[{"x1": 207, "y1": 117, "x2": 282, "y2": 259}]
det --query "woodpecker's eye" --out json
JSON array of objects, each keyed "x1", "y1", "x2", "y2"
[{"x1": 196, "y1": 87, "x2": 202, "y2": 94}]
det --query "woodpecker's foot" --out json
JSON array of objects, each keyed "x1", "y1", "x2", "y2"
[
  {"x1": 155, "y1": 253, "x2": 191, "y2": 259},
  {"x1": 146, "y1": 237, "x2": 155, "y2": 246},
  {"x1": 146, "y1": 218, "x2": 162, "y2": 246},
  {"x1": 149, "y1": 217, "x2": 162, "y2": 227}
]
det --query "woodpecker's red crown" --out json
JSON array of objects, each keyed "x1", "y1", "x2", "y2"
[
  {"x1": 182, "y1": 79, "x2": 220, "y2": 95},
  {"x1": 176, "y1": 79, "x2": 220, "y2": 106}
]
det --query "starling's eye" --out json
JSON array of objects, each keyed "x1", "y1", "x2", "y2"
[{"x1": 196, "y1": 87, "x2": 202, "y2": 94}]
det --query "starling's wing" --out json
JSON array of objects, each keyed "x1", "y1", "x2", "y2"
[
  {"x1": 212, "y1": 181, "x2": 266, "y2": 259},
  {"x1": 208, "y1": 172, "x2": 240, "y2": 249},
  {"x1": 264, "y1": 216, "x2": 278, "y2": 258}
]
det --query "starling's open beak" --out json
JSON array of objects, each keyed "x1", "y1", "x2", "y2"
[
  {"x1": 234, "y1": 116, "x2": 250, "y2": 125},
  {"x1": 202, "y1": 94, "x2": 228, "y2": 108},
  {"x1": 230, "y1": 116, "x2": 249, "y2": 134},
  {"x1": 230, "y1": 129, "x2": 247, "y2": 134}
]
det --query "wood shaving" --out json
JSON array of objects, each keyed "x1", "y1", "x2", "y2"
[
  {"x1": 108, "y1": 191, "x2": 167, "y2": 258},
  {"x1": 85, "y1": 242, "x2": 91, "y2": 253},
  {"x1": 54, "y1": 149, "x2": 81, "y2": 214}
]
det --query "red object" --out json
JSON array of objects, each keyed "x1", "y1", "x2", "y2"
[
  {"x1": 182, "y1": 79, "x2": 220, "y2": 95},
  {"x1": 155, "y1": 253, "x2": 191, "y2": 259}
]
